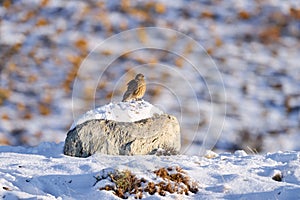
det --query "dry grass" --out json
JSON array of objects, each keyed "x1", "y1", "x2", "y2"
[{"x1": 97, "y1": 167, "x2": 198, "y2": 199}]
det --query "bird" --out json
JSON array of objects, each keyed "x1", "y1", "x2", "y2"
[{"x1": 122, "y1": 73, "x2": 146, "y2": 102}]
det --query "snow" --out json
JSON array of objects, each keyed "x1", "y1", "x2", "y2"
[
  {"x1": 70, "y1": 100, "x2": 163, "y2": 130},
  {"x1": 1, "y1": 143, "x2": 300, "y2": 199},
  {"x1": 0, "y1": 0, "x2": 300, "y2": 154}
]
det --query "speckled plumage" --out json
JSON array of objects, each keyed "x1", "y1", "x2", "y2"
[{"x1": 122, "y1": 73, "x2": 146, "y2": 102}]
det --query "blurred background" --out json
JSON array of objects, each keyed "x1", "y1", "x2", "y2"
[{"x1": 0, "y1": 0, "x2": 299, "y2": 154}]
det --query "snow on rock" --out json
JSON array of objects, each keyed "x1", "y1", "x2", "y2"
[
  {"x1": 70, "y1": 100, "x2": 163, "y2": 130},
  {"x1": 1, "y1": 143, "x2": 300, "y2": 199}
]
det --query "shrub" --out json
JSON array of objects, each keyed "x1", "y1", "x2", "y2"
[{"x1": 96, "y1": 166, "x2": 198, "y2": 199}]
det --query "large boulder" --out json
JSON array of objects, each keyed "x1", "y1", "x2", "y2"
[{"x1": 64, "y1": 113, "x2": 180, "y2": 157}]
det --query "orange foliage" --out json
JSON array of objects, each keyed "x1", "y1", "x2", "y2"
[
  {"x1": 259, "y1": 26, "x2": 281, "y2": 44},
  {"x1": 290, "y1": 7, "x2": 300, "y2": 19},
  {"x1": 201, "y1": 11, "x2": 215, "y2": 19},
  {"x1": 175, "y1": 57, "x2": 184, "y2": 67},
  {"x1": 2, "y1": 114, "x2": 10, "y2": 120},
  {"x1": 137, "y1": 28, "x2": 148, "y2": 44},
  {"x1": 215, "y1": 36, "x2": 223, "y2": 47},
  {"x1": 36, "y1": 18, "x2": 49, "y2": 27},
  {"x1": 238, "y1": 10, "x2": 251, "y2": 20},
  {"x1": 155, "y1": 3, "x2": 166, "y2": 14},
  {"x1": 0, "y1": 88, "x2": 11, "y2": 105},
  {"x1": 17, "y1": 103, "x2": 26, "y2": 111},
  {"x1": 74, "y1": 38, "x2": 88, "y2": 52},
  {"x1": 3, "y1": 0, "x2": 11, "y2": 9},
  {"x1": 39, "y1": 103, "x2": 51, "y2": 116},
  {"x1": 40, "y1": 0, "x2": 49, "y2": 7}
]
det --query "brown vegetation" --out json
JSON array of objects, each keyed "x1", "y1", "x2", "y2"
[{"x1": 97, "y1": 167, "x2": 198, "y2": 199}]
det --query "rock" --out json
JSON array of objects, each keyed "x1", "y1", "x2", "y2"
[{"x1": 63, "y1": 114, "x2": 180, "y2": 157}]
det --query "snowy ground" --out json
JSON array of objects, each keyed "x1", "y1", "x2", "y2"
[
  {"x1": 1, "y1": 143, "x2": 300, "y2": 199},
  {"x1": 0, "y1": 0, "x2": 300, "y2": 154}
]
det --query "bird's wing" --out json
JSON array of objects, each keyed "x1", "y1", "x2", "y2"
[
  {"x1": 127, "y1": 80, "x2": 138, "y2": 92},
  {"x1": 122, "y1": 80, "x2": 137, "y2": 101}
]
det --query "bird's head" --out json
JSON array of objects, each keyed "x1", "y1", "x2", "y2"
[{"x1": 135, "y1": 73, "x2": 145, "y2": 80}]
